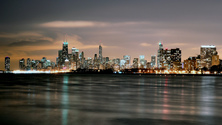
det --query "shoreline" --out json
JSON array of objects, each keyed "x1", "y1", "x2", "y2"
[{"x1": 0, "y1": 72, "x2": 222, "y2": 76}]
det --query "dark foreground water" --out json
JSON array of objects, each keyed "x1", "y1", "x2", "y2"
[{"x1": 0, "y1": 74, "x2": 222, "y2": 125}]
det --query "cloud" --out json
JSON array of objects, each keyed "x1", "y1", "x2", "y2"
[
  {"x1": 140, "y1": 42, "x2": 152, "y2": 47},
  {"x1": 39, "y1": 20, "x2": 157, "y2": 28},
  {"x1": 0, "y1": 32, "x2": 42, "y2": 38},
  {"x1": 9, "y1": 40, "x2": 53, "y2": 46},
  {"x1": 25, "y1": 49, "x2": 58, "y2": 56},
  {"x1": 39, "y1": 21, "x2": 108, "y2": 28}
]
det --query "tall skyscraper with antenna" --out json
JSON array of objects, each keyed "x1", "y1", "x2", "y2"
[
  {"x1": 62, "y1": 41, "x2": 68, "y2": 64},
  {"x1": 99, "y1": 45, "x2": 102, "y2": 63},
  {"x1": 157, "y1": 42, "x2": 163, "y2": 68}
]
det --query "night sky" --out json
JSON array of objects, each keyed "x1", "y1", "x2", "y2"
[{"x1": 1, "y1": 0, "x2": 222, "y2": 70}]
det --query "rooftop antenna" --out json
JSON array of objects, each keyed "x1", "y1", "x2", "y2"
[
  {"x1": 99, "y1": 40, "x2": 103, "y2": 46},
  {"x1": 65, "y1": 33, "x2": 67, "y2": 42}
]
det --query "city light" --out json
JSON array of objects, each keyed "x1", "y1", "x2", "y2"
[
  {"x1": 12, "y1": 70, "x2": 70, "y2": 74},
  {"x1": 2, "y1": 42, "x2": 221, "y2": 75}
]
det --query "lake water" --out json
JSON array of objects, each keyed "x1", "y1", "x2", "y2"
[{"x1": 0, "y1": 74, "x2": 222, "y2": 125}]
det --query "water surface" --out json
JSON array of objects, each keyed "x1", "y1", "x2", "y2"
[{"x1": 0, "y1": 74, "x2": 222, "y2": 125}]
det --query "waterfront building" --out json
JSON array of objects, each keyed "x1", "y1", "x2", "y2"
[
  {"x1": 200, "y1": 45, "x2": 217, "y2": 69},
  {"x1": 99, "y1": 45, "x2": 102, "y2": 63},
  {"x1": 35, "y1": 60, "x2": 41, "y2": 70},
  {"x1": 19, "y1": 58, "x2": 25, "y2": 70},
  {"x1": 105, "y1": 57, "x2": 109, "y2": 63},
  {"x1": 151, "y1": 55, "x2": 156, "y2": 68},
  {"x1": 159, "y1": 49, "x2": 171, "y2": 69},
  {"x1": 115, "y1": 58, "x2": 120, "y2": 65},
  {"x1": 62, "y1": 42, "x2": 68, "y2": 64},
  {"x1": 170, "y1": 48, "x2": 181, "y2": 69},
  {"x1": 27, "y1": 58, "x2": 31, "y2": 70},
  {"x1": 31, "y1": 59, "x2": 36, "y2": 70},
  {"x1": 5, "y1": 57, "x2": 10, "y2": 71},
  {"x1": 212, "y1": 55, "x2": 220, "y2": 66},
  {"x1": 57, "y1": 50, "x2": 62, "y2": 67},
  {"x1": 123, "y1": 55, "x2": 131, "y2": 69},
  {"x1": 146, "y1": 62, "x2": 151, "y2": 69},
  {"x1": 157, "y1": 42, "x2": 163, "y2": 68},
  {"x1": 64, "y1": 59, "x2": 69, "y2": 69},
  {"x1": 157, "y1": 43, "x2": 182, "y2": 70},
  {"x1": 133, "y1": 58, "x2": 138, "y2": 68},
  {"x1": 120, "y1": 59, "x2": 126, "y2": 70},
  {"x1": 139, "y1": 55, "x2": 146, "y2": 68},
  {"x1": 79, "y1": 51, "x2": 85, "y2": 69},
  {"x1": 200, "y1": 45, "x2": 218, "y2": 69},
  {"x1": 72, "y1": 47, "x2": 79, "y2": 61}
]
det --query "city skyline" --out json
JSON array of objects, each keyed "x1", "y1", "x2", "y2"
[
  {"x1": 2, "y1": 42, "x2": 221, "y2": 72},
  {"x1": 1, "y1": 1, "x2": 222, "y2": 70}
]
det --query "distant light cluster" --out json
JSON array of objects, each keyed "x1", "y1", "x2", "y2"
[{"x1": 2, "y1": 41, "x2": 222, "y2": 74}]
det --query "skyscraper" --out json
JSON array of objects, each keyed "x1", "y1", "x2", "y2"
[
  {"x1": 19, "y1": 58, "x2": 25, "y2": 70},
  {"x1": 171, "y1": 48, "x2": 181, "y2": 62},
  {"x1": 133, "y1": 58, "x2": 138, "y2": 68},
  {"x1": 123, "y1": 55, "x2": 131, "y2": 69},
  {"x1": 200, "y1": 45, "x2": 217, "y2": 69},
  {"x1": 72, "y1": 47, "x2": 79, "y2": 56},
  {"x1": 58, "y1": 50, "x2": 62, "y2": 66},
  {"x1": 158, "y1": 46, "x2": 181, "y2": 70},
  {"x1": 99, "y1": 45, "x2": 102, "y2": 63},
  {"x1": 72, "y1": 47, "x2": 79, "y2": 61},
  {"x1": 151, "y1": 55, "x2": 156, "y2": 68},
  {"x1": 27, "y1": 58, "x2": 31, "y2": 70},
  {"x1": 139, "y1": 55, "x2": 146, "y2": 68},
  {"x1": 212, "y1": 55, "x2": 220, "y2": 66},
  {"x1": 157, "y1": 42, "x2": 163, "y2": 68},
  {"x1": 62, "y1": 42, "x2": 68, "y2": 63},
  {"x1": 5, "y1": 57, "x2": 10, "y2": 71},
  {"x1": 79, "y1": 51, "x2": 85, "y2": 69}
]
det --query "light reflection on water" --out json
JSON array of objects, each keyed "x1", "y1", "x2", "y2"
[
  {"x1": 62, "y1": 75, "x2": 69, "y2": 125},
  {"x1": 0, "y1": 74, "x2": 222, "y2": 125}
]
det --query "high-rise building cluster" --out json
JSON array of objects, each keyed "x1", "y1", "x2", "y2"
[
  {"x1": 157, "y1": 42, "x2": 182, "y2": 70},
  {"x1": 57, "y1": 42, "x2": 107, "y2": 70},
  {"x1": 3, "y1": 40, "x2": 222, "y2": 74},
  {"x1": 18, "y1": 57, "x2": 55, "y2": 71},
  {"x1": 184, "y1": 45, "x2": 220, "y2": 71}
]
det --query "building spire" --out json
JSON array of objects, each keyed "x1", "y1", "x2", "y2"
[{"x1": 65, "y1": 33, "x2": 67, "y2": 42}]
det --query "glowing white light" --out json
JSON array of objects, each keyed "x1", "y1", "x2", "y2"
[
  {"x1": 201, "y1": 45, "x2": 216, "y2": 48},
  {"x1": 12, "y1": 70, "x2": 70, "y2": 74}
]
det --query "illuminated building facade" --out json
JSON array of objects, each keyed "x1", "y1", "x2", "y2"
[
  {"x1": 139, "y1": 55, "x2": 146, "y2": 68},
  {"x1": 123, "y1": 55, "x2": 131, "y2": 69},
  {"x1": 151, "y1": 55, "x2": 156, "y2": 68},
  {"x1": 212, "y1": 55, "x2": 220, "y2": 66},
  {"x1": 19, "y1": 58, "x2": 25, "y2": 70},
  {"x1": 71, "y1": 47, "x2": 79, "y2": 70},
  {"x1": 62, "y1": 42, "x2": 68, "y2": 64},
  {"x1": 184, "y1": 57, "x2": 197, "y2": 71},
  {"x1": 132, "y1": 58, "x2": 138, "y2": 68},
  {"x1": 5, "y1": 57, "x2": 10, "y2": 71},
  {"x1": 200, "y1": 45, "x2": 218, "y2": 69},
  {"x1": 27, "y1": 58, "x2": 31, "y2": 70},
  {"x1": 159, "y1": 49, "x2": 171, "y2": 69},
  {"x1": 79, "y1": 51, "x2": 85, "y2": 69},
  {"x1": 158, "y1": 47, "x2": 181, "y2": 70},
  {"x1": 41, "y1": 57, "x2": 47, "y2": 69},
  {"x1": 146, "y1": 62, "x2": 151, "y2": 69},
  {"x1": 120, "y1": 59, "x2": 126, "y2": 69},
  {"x1": 170, "y1": 48, "x2": 181, "y2": 70},
  {"x1": 99, "y1": 45, "x2": 102, "y2": 63},
  {"x1": 157, "y1": 42, "x2": 163, "y2": 68}
]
